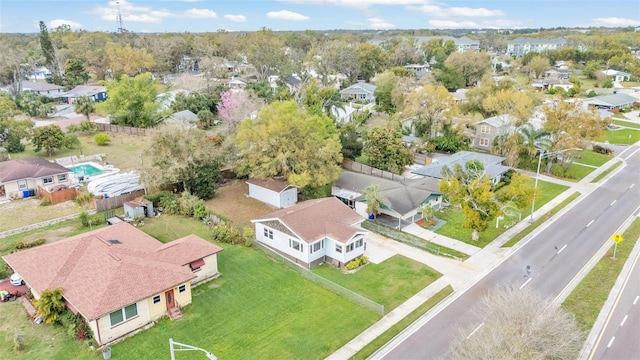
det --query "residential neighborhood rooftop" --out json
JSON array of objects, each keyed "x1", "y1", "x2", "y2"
[{"x1": 0, "y1": 157, "x2": 70, "y2": 183}]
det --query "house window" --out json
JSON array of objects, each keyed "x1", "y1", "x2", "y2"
[
  {"x1": 43, "y1": 176, "x2": 53, "y2": 184},
  {"x1": 178, "y1": 284, "x2": 187, "y2": 293},
  {"x1": 189, "y1": 258, "x2": 205, "y2": 272},
  {"x1": 58, "y1": 174, "x2": 67, "y2": 182},
  {"x1": 18, "y1": 180, "x2": 27, "y2": 190},
  {"x1": 289, "y1": 239, "x2": 302, "y2": 252},
  {"x1": 346, "y1": 243, "x2": 355, "y2": 253},
  {"x1": 109, "y1": 303, "x2": 138, "y2": 327},
  {"x1": 310, "y1": 239, "x2": 324, "y2": 254},
  {"x1": 480, "y1": 125, "x2": 490, "y2": 134},
  {"x1": 479, "y1": 138, "x2": 489, "y2": 147},
  {"x1": 263, "y1": 228, "x2": 273, "y2": 239},
  {"x1": 153, "y1": 295, "x2": 161, "y2": 304},
  {"x1": 356, "y1": 238, "x2": 364, "y2": 248},
  {"x1": 336, "y1": 244, "x2": 343, "y2": 253}
]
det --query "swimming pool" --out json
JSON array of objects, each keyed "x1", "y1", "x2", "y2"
[
  {"x1": 66, "y1": 162, "x2": 120, "y2": 183},
  {"x1": 67, "y1": 163, "x2": 105, "y2": 178}
]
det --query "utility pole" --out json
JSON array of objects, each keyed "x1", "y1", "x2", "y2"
[{"x1": 116, "y1": 1, "x2": 124, "y2": 33}]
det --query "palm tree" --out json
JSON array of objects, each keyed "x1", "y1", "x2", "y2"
[
  {"x1": 33, "y1": 287, "x2": 66, "y2": 324},
  {"x1": 362, "y1": 184, "x2": 383, "y2": 221},
  {"x1": 518, "y1": 123, "x2": 551, "y2": 159},
  {"x1": 74, "y1": 95, "x2": 95, "y2": 121}
]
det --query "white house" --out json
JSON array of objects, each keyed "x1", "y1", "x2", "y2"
[
  {"x1": 602, "y1": 69, "x2": 631, "y2": 82},
  {"x1": 340, "y1": 82, "x2": 377, "y2": 102},
  {"x1": 252, "y1": 197, "x2": 367, "y2": 269},
  {"x1": 246, "y1": 178, "x2": 298, "y2": 208}
]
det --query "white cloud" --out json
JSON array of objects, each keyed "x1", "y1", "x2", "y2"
[
  {"x1": 267, "y1": 10, "x2": 309, "y2": 21},
  {"x1": 183, "y1": 8, "x2": 218, "y2": 19},
  {"x1": 410, "y1": 4, "x2": 503, "y2": 18},
  {"x1": 592, "y1": 17, "x2": 640, "y2": 27},
  {"x1": 48, "y1": 19, "x2": 82, "y2": 29},
  {"x1": 279, "y1": 0, "x2": 430, "y2": 10},
  {"x1": 429, "y1": 20, "x2": 478, "y2": 28},
  {"x1": 480, "y1": 19, "x2": 524, "y2": 29},
  {"x1": 367, "y1": 17, "x2": 396, "y2": 30},
  {"x1": 224, "y1": 14, "x2": 247, "y2": 22}
]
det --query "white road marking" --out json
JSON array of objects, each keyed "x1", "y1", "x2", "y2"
[
  {"x1": 631, "y1": 183, "x2": 636, "y2": 189},
  {"x1": 557, "y1": 244, "x2": 568, "y2": 254},
  {"x1": 587, "y1": 219, "x2": 595, "y2": 227},
  {"x1": 624, "y1": 148, "x2": 640, "y2": 160},
  {"x1": 607, "y1": 336, "x2": 615, "y2": 348},
  {"x1": 620, "y1": 315, "x2": 628, "y2": 327},
  {"x1": 520, "y1": 278, "x2": 532, "y2": 289},
  {"x1": 610, "y1": 200, "x2": 616, "y2": 206},
  {"x1": 634, "y1": 295, "x2": 639, "y2": 305},
  {"x1": 466, "y1": 323, "x2": 484, "y2": 339}
]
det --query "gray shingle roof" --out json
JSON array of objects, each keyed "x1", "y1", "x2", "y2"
[
  {"x1": 341, "y1": 82, "x2": 376, "y2": 95},
  {"x1": 0, "y1": 157, "x2": 70, "y2": 183},
  {"x1": 588, "y1": 93, "x2": 637, "y2": 107},
  {"x1": 411, "y1": 151, "x2": 508, "y2": 180}
]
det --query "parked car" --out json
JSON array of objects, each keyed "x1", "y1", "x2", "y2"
[{"x1": 10, "y1": 273, "x2": 24, "y2": 286}]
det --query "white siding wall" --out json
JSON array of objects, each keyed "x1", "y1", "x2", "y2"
[
  {"x1": 255, "y1": 223, "x2": 307, "y2": 262},
  {"x1": 248, "y1": 184, "x2": 281, "y2": 208},
  {"x1": 279, "y1": 187, "x2": 298, "y2": 208}
]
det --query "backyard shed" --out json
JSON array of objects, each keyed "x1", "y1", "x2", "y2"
[
  {"x1": 123, "y1": 199, "x2": 154, "y2": 219},
  {"x1": 246, "y1": 178, "x2": 297, "y2": 208}
]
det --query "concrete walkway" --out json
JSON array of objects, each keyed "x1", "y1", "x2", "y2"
[
  {"x1": 328, "y1": 156, "x2": 627, "y2": 360},
  {"x1": 402, "y1": 223, "x2": 481, "y2": 256}
]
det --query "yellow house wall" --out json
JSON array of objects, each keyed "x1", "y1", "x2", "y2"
[
  {"x1": 1, "y1": 173, "x2": 70, "y2": 199},
  {"x1": 91, "y1": 298, "x2": 152, "y2": 345},
  {"x1": 186, "y1": 254, "x2": 219, "y2": 286},
  {"x1": 146, "y1": 282, "x2": 193, "y2": 320}
]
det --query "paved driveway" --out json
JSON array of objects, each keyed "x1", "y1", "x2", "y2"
[{"x1": 0, "y1": 279, "x2": 29, "y2": 298}]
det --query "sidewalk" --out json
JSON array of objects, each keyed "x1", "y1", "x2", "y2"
[
  {"x1": 328, "y1": 156, "x2": 626, "y2": 359},
  {"x1": 403, "y1": 223, "x2": 481, "y2": 256}
]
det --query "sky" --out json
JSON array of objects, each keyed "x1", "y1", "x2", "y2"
[{"x1": 1, "y1": 0, "x2": 639, "y2": 33}]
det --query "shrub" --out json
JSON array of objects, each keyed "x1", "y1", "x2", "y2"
[
  {"x1": 203, "y1": 213, "x2": 222, "y2": 228},
  {"x1": 345, "y1": 256, "x2": 369, "y2": 270},
  {"x1": 40, "y1": 198, "x2": 51, "y2": 206},
  {"x1": 75, "y1": 192, "x2": 94, "y2": 209},
  {"x1": 94, "y1": 132, "x2": 111, "y2": 146},
  {"x1": 79, "y1": 211, "x2": 104, "y2": 227},
  {"x1": 210, "y1": 222, "x2": 243, "y2": 244},
  {"x1": 193, "y1": 200, "x2": 208, "y2": 221},
  {"x1": 15, "y1": 238, "x2": 46, "y2": 250},
  {"x1": 592, "y1": 144, "x2": 613, "y2": 155},
  {"x1": 177, "y1": 192, "x2": 199, "y2": 216}
]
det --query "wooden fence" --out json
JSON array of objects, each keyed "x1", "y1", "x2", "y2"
[
  {"x1": 96, "y1": 123, "x2": 152, "y2": 136},
  {"x1": 341, "y1": 159, "x2": 406, "y2": 182},
  {"x1": 94, "y1": 189, "x2": 146, "y2": 212},
  {"x1": 38, "y1": 186, "x2": 81, "y2": 205}
]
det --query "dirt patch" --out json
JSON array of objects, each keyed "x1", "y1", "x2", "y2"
[
  {"x1": 18, "y1": 225, "x2": 78, "y2": 244},
  {"x1": 0, "y1": 198, "x2": 81, "y2": 233},
  {"x1": 415, "y1": 218, "x2": 437, "y2": 229},
  {"x1": 204, "y1": 180, "x2": 276, "y2": 229}
]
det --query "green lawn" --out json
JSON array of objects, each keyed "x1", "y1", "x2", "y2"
[
  {"x1": 603, "y1": 128, "x2": 640, "y2": 145},
  {"x1": 502, "y1": 192, "x2": 581, "y2": 248},
  {"x1": 312, "y1": 255, "x2": 441, "y2": 311},
  {"x1": 562, "y1": 219, "x2": 640, "y2": 331},
  {"x1": 567, "y1": 163, "x2": 596, "y2": 180},
  {"x1": 613, "y1": 119, "x2": 640, "y2": 130},
  {"x1": 576, "y1": 150, "x2": 612, "y2": 167},
  {"x1": 436, "y1": 179, "x2": 569, "y2": 247}
]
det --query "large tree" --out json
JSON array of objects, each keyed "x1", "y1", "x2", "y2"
[
  {"x1": 233, "y1": 101, "x2": 342, "y2": 189},
  {"x1": 449, "y1": 284, "x2": 583, "y2": 360},
  {"x1": 542, "y1": 100, "x2": 606, "y2": 155},
  {"x1": 105, "y1": 43, "x2": 156, "y2": 78},
  {"x1": 0, "y1": 118, "x2": 34, "y2": 153},
  {"x1": 403, "y1": 84, "x2": 457, "y2": 139},
  {"x1": 99, "y1": 73, "x2": 159, "y2": 128},
  {"x1": 362, "y1": 126, "x2": 413, "y2": 174},
  {"x1": 32, "y1": 124, "x2": 65, "y2": 157},
  {"x1": 444, "y1": 51, "x2": 491, "y2": 87},
  {"x1": 440, "y1": 160, "x2": 502, "y2": 234},
  {"x1": 357, "y1": 42, "x2": 387, "y2": 82},
  {"x1": 142, "y1": 128, "x2": 223, "y2": 199},
  {"x1": 38, "y1": 21, "x2": 56, "y2": 73},
  {"x1": 529, "y1": 55, "x2": 550, "y2": 79},
  {"x1": 216, "y1": 91, "x2": 263, "y2": 132},
  {"x1": 242, "y1": 28, "x2": 287, "y2": 81},
  {"x1": 73, "y1": 95, "x2": 94, "y2": 121}
]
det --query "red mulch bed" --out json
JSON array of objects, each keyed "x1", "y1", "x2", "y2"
[{"x1": 415, "y1": 218, "x2": 437, "y2": 229}]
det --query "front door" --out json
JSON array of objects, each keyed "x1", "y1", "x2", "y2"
[{"x1": 165, "y1": 289, "x2": 175, "y2": 310}]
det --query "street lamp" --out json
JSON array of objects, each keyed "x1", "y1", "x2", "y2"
[
  {"x1": 169, "y1": 338, "x2": 217, "y2": 360},
  {"x1": 529, "y1": 148, "x2": 581, "y2": 223}
]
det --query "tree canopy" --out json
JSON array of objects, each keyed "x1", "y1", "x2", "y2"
[
  {"x1": 233, "y1": 100, "x2": 342, "y2": 189},
  {"x1": 99, "y1": 72, "x2": 159, "y2": 128},
  {"x1": 362, "y1": 126, "x2": 413, "y2": 174}
]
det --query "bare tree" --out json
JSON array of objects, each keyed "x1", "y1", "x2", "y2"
[{"x1": 449, "y1": 283, "x2": 583, "y2": 360}]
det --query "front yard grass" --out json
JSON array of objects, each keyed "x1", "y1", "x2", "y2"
[
  {"x1": 0, "y1": 198, "x2": 83, "y2": 233},
  {"x1": 576, "y1": 149, "x2": 612, "y2": 167},
  {"x1": 613, "y1": 119, "x2": 640, "y2": 130},
  {"x1": 436, "y1": 180, "x2": 569, "y2": 247},
  {"x1": 603, "y1": 128, "x2": 640, "y2": 145},
  {"x1": 204, "y1": 180, "x2": 275, "y2": 229},
  {"x1": 562, "y1": 218, "x2": 640, "y2": 331},
  {"x1": 112, "y1": 245, "x2": 380, "y2": 359},
  {"x1": 312, "y1": 255, "x2": 442, "y2": 311}
]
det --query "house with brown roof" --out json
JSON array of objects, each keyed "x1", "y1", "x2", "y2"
[
  {"x1": 2, "y1": 222, "x2": 223, "y2": 346},
  {"x1": 0, "y1": 157, "x2": 71, "y2": 201},
  {"x1": 246, "y1": 178, "x2": 298, "y2": 208},
  {"x1": 252, "y1": 197, "x2": 366, "y2": 269}
]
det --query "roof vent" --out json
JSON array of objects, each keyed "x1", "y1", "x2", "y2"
[{"x1": 107, "y1": 239, "x2": 122, "y2": 245}]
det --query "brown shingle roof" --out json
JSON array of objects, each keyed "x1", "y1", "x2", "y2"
[
  {"x1": 246, "y1": 178, "x2": 294, "y2": 193},
  {"x1": 252, "y1": 197, "x2": 363, "y2": 244},
  {"x1": 2, "y1": 222, "x2": 221, "y2": 320},
  {"x1": 0, "y1": 157, "x2": 70, "y2": 183}
]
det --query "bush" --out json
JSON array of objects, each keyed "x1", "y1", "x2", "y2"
[
  {"x1": 15, "y1": 238, "x2": 46, "y2": 250},
  {"x1": 94, "y1": 132, "x2": 111, "y2": 146},
  {"x1": 345, "y1": 256, "x2": 369, "y2": 270},
  {"x1": 193, "y1": 200, "x2": 208, "y2": 221},
  {"x1": 79, "y1": 211, "x2": 104, "y2": 227},
  {"x1": 40, "y1": 198, "x2": 51, "y2": 206},
  {"x1": 592, "y1": 144, "x2": 613, "y2": 155},
  {"x1": 210, "y1": 222, "x2": 243, "y2": 244}
]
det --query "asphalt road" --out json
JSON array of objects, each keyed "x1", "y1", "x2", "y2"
[
  {"x1": 588, "y1": 244, "x2": 640, "y2": 360},
  {"x1": 376, "y1": 146, "x2": 640, "y2": 359}
]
